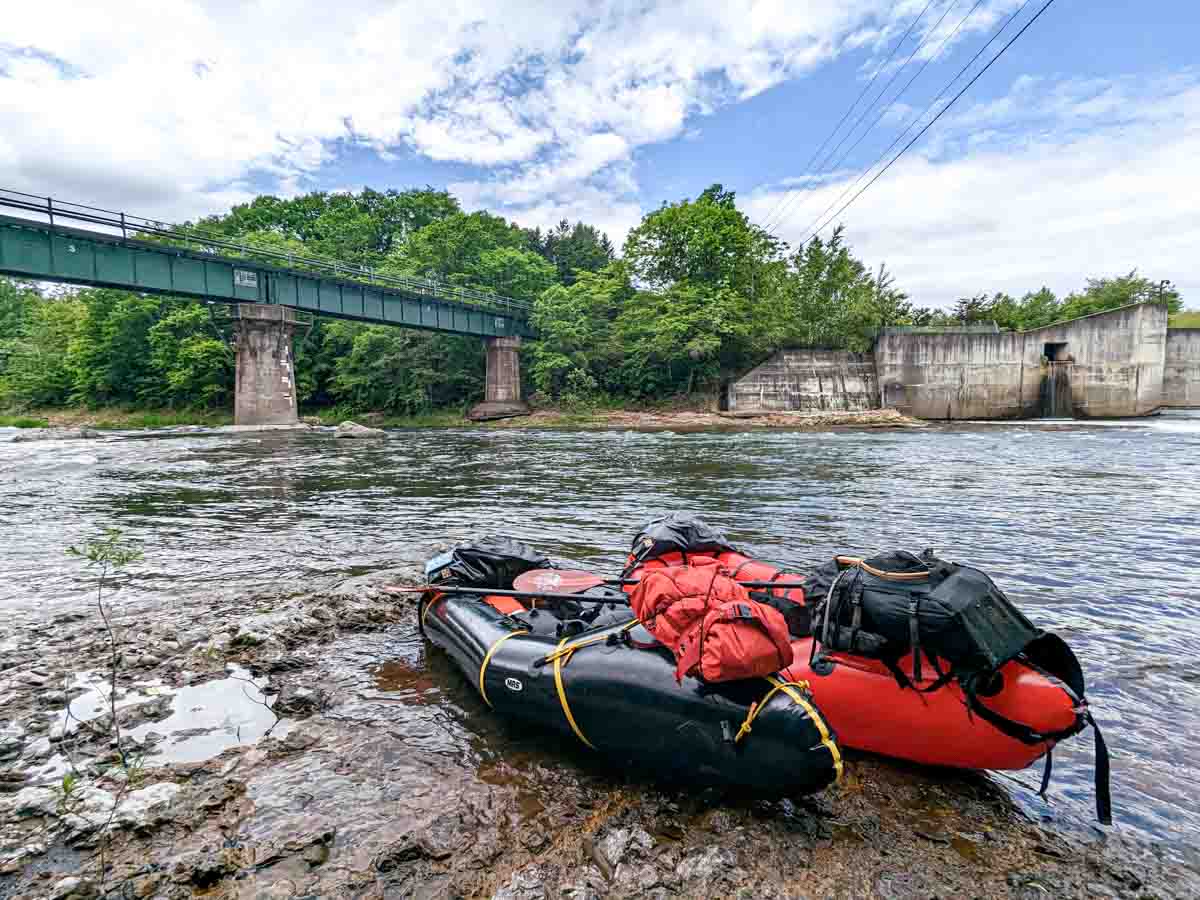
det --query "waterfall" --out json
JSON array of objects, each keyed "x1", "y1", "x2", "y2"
[{"x1": 1039, "y1": 362, "x2": 1072, "y2": 418}]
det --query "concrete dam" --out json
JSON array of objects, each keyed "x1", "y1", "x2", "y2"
[{"x1": 728, "y1": 302, "x2": 1197, "y2": 419}]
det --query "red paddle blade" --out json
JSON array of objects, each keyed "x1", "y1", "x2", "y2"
[{"x1": 513, "y1": 568, "x2": 606, "y2": 594}]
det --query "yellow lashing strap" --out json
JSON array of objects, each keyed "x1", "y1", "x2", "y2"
[
  {"x1": 421, "y1": 592, "x2": 445, "y2": 629},
  {"x1": 553, "y1": 637, "x2": 597, "y2": 750},
  {"x1": 539, "y1": 619, "x2": 641, "y2": 668},
  {"x1": 477, "y1": 630, "x2": 528, "y2": 708},
  {"x1": 737, "y1": 675, "x2": 843, "y2": 783}
]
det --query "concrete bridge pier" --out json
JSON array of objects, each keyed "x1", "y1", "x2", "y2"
[
  {"x1": 233, "y1": 304, "x2": 300, "y2": 426},
  {"x1": 469, "y1": 335, "x2": 529, "y2": 420}
]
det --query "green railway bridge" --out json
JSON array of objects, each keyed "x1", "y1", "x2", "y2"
[{"x1": 0, "y1": 190, "x2": 533, "y2": 424}]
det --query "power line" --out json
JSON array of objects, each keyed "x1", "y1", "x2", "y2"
[
  {"x1": 790, "y1": 0, "x2": 961, "y2": 210},
  {"x1": 809, "y1": 0, "x2": 987, "y2": 205},
  {"x1": 793, "y1": 0, "x2": 1013, "y2": 243},
  {"x1": 759, "y1": 0, "x2": 931, "y2": 233},
  {"x1": 800, "y1": 0, "x2": 1054, "y2": 247}
]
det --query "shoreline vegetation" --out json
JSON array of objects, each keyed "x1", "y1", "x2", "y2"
[
  {"x1": 0, "y1": 405, "x2": 920, "y2": 433},
  {"x1": 1, "y1": 185, "x2": 1191, "y2": 425}
]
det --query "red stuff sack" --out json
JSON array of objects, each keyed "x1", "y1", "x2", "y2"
[
  {"x1": 630, "y1": 564, "x2": 794, "y2": 683},
  {"x1": 675, "y1": 600, "x2": 794, "y2": 683}
]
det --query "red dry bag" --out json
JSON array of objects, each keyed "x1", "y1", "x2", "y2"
[{"x1": 630, "y1": 564, "x2": 793, "y2": 683}]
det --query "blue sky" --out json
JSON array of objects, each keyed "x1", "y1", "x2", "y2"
[{"x1": 2, "y1": 1, "x2": 1197, "y2": 305}]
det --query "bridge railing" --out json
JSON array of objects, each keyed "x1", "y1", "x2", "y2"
[{"x1": 0, "y1": 188, "x2": 531, "y2": 318}]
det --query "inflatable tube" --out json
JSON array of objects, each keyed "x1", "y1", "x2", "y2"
[
  {"x1": 634, "y1": 550, "x2": 1086, "y2": 771},
  {"x1": 419, "y1": 587, "x2": 842, "y2": 796}
]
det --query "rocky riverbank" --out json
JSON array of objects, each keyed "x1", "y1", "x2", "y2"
[
  {"x1": 0, "y1": 570, "x2": 1194, "y2": 899},
  {"x1": 4, "y1": 406, "x2": 920, "y2": 438}
]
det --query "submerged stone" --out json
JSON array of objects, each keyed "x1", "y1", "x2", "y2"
[{"x1": 335, "y1": 420, "x2": 386, "y2": 438}]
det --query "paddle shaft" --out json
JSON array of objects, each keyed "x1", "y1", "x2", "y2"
[
  {"x1": 610, "y1": 577, "x2": 808, "y2": 590},
  {"x1": 388, "y1": 584, "x2": 631, "y2": 605}
]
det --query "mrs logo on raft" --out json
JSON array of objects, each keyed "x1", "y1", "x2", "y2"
[{"x1": 505, "y1": 677, "x2": 524, "y2": 692}]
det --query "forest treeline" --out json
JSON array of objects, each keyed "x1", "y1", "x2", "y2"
[{"x1": 0, "y1": 184, "x2": 1187, "y2": 415}]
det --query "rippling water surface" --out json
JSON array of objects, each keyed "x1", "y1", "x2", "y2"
[{"x1": 2, "y1": 411, "x2": 1198, "y2": 849}]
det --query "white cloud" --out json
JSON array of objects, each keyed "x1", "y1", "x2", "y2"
[
  {"x1": 0, "y1": 0, "x2": 956, "y2": 230},
  {"x1": 746, "y1": 72, "x2": 1200, "y2": 307}
]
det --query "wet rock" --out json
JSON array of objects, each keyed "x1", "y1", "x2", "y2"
[
  {"x1": 613, "y1": 861, "x2": 663, "y2": 894},
  {"x1": 60, "y1": 784, "x2": 117, "y2": 833},
  {"x1": 256, "y1": 826, "x2": 336, "y2": 870},
  {"x1": 335, "y1": 420, "x2": 386, "y2": 438},
  {"x1": 3, "y1": 785, "x2": 58, "y2": 817},
  {"x1": 374, "y1": 820, "x2": 459, "y2": 871},
  {"x1": 11, "y1": 427, "x2": 99, "y2": 443},
  {"x1": 170, "y1": 847, "x2": 240, "y2": 887},
  {"x1": 675, "y1": 845, "x2": 736, "y2": 883},
  {"x1": 0, "y1": 842, "x2": 46, "y2": 874},
  {"x1": 15, "y1": 670, "x2": 47, "y2": 688},
  {"x1": 0, "y1": 721, "x2": 25, "y2": 759},
  {"x1": 112, "y1": 782, "x2": 180, "y2": 830},
  {"x1": 229, "y1": 627, "x2": 268, "y2": 648},
  {"x1": 50, "y1": 875, "x2": 99, "y2": 899},
  {"x1": 37, "y1": 689, "x2": 67, "y2": 707},
  {"x1": 702, "y1": 808, "x2": 738, "y2": 835},
  {"x1": 127, "y1": 873, "x2": 165, "y2": 898},
  {"x1": 493, "y1": 863, "x2": 555, "y2": 900}
]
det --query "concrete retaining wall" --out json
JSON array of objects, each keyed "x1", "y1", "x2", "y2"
[
  {"x1": 875, "y1": 303, "x2": 1171, "y2": 419},
  {"x1": 1018, "y1": 303, "x2": 1167, "y2": 418},
  {"x1": 874, "y1": 330, "x2": 1027, "y2": 419},
  {"x1": 1164, "y1": 329, "x2": 1200, "y2": 408},
  {"x1": 728, "y1": 350, "x2": 879, "y2": 412}
]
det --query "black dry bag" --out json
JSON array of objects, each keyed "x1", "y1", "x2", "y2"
[{"x1": 425, "y1": 537, "x2": 550, "y2": 590}]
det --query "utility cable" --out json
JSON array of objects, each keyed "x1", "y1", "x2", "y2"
[
  {"x1": 798, "y1": 1, "x2": 961, "y2": 206},
  {"x1": 810, "y1": 0, "x2": 986, "y2": 208},
  {"x1": 793, "y1": 0, "x2": 1011, "y2": 243},
  {"x1": 758, "y1": 0, "x2": 928, "y2": 233},
  {"x1": 800, "y1": 0, "x2": 1053, "y2": 246},
  {"x1": 764, "y1": 0, "x2": 946, "y2": 235}
]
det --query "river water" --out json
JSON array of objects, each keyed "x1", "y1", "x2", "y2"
[{"x1": 2, "y1": 411, "x2": 1198, "y2": 853}]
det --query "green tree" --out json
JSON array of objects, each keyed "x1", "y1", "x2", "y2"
[
  {"x1": 786, "y1": 227, "x2": 871, "y2": 348},
  {"x1": 624, "y1": 184, "x2": 781, "y2": 294},
  {"x1": 529, "y1": 263, "x2": 632, "y2": 398},
  {"x1": 470, "y1": 247, "x2": 557, "y2": 302},
  {"x1": 539, "y1": 219, "x2": 615, "y2": 285},
  {"x1": 1059, "y1": 272, "x2": 1182, "y2": 320},
  {"x1": 147, "y1": 305, "x2": 233, "y2": 408},
  {"x1": 67, "y1": 290, "x2": 162, "y2": 406},
  {"x1": 844, "y1": 264, "x2": 913, "y2": 350},
  {"x1": 0, "y1": 293, "x2": 83, "y2": 407},
  {"x1": 384, "y1": 211, "x2": 530, "y2": 284},
  {"x1": 329, "y1": 328, "x2": 483, "y2": 414},
  {"x1": 196, "y1": 188, "x2": 461, "y2": 266}
]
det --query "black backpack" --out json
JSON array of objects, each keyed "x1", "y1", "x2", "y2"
[
  {"x1": 806, "y1": 549, "x2": 1039, "y2": 691},
  {"x1": 805, "y1": 549, "x2": 1111, "y2": 825}
]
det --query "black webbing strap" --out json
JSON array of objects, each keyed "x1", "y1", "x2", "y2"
[
  {"x1": 1089, "y1": 713, "x2": 1113, "y2": 825},
  {"x1": 908, "y1": 596, "x2": 923, "y2": 683},
  {"x1": 1039, "y1": 749, "x2": 1053, "y2": 798},
  {"x1": 969, "y1": 694, "x2": 1112, "y2": 825}
]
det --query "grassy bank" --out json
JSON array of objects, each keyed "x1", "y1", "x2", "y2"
[
  {"x1": 0, "y1": 414, "x2": 50, "y2": 428},
  {"x1": 5, "y1": 407, "x2": 234, "y2": 429},
  {"x1": 3, "y1": 403, "x2": 918, "y2": 432},
  {"x1": 1170, "y1": 310, "x2": 1200, "y2": 327}
]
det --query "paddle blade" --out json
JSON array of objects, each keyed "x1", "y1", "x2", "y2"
[{"x1": 513, "y1": 568, "x2": 606, "y2": 594}]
